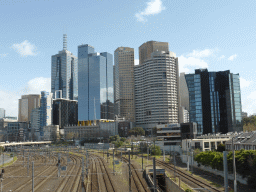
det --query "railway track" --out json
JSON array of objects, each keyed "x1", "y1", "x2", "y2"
[
  {"x1": 122, "y1": 157, "x2": 150, "y2": 192},
  {"x1": 89, "y1": 154, "x2": 116, "y2": 192},
  {"x1": 155, "y1": 159, "x2": 222, "y2": 192}
]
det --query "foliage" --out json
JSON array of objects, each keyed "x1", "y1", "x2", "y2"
[
  {"x1": 150, "y1": 145, "x2": 161, "y2": 156},
  {"x1": 109, "y1": 135, "x2": 124, "y2": 148},
  {"x1": 129, "y1": 127, "x2": 145, "y2": 136},
  {"x1": 243, "y1": 115, "x2": 256, "y2": 131},
  {"x1": 216, "y1": 143, "x2": 225, "y2": 152},
  {"x1": 109, "y1": 135, "x2": 120, "y2": 142},
  {"x1": 195, "y1": 150, "x2": 256, "y2": 188}
]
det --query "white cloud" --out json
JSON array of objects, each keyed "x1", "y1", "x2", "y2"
[
  {"x1": 0, "y1": 77, "x2": 51, "y2": 117},
  {"x1": 219, "y1": 55, "x2": 225, "y2": 59},
  {"x1": 135, "y1": 0, "x2": 165, "y2": 22},
  {"x1": 242, "y1": 91, "x2": 256, "y2": 115},
  {"x1": 179, "y1": 56, "x2": 209, "y2": 73},
  {"x1": 240, "y1": 77, "x2": 252, "y2": 89},
  {"x1": 0, "y1": 53, "x2": 8, "y2": 57},
  {"x1": 21, "y1": 77, "x2": 51, "y2": 95},
  {"x1": 11, "y1": 40, "x2": 37, "y2": 57},
  {"x1": 178, "y1": 49, "x2": 214, "y2": 73},
  {"x1": 228, "y1": 54, "x2": 237, "y2": 61},
  {"x1": 134, "y1": 59, "x2": 139, "y2": 65},
  {"x1": 187, "y1": 49, "x2": 214, "y2": 58}
]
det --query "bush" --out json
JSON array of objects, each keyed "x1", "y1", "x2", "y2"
[
  {"x1": 216, "y1": 144, "x2": 225, "y2": 152},
  {"x1": 195, "y1": 150, "x2": 256, "y2": 189},
  {"x1": 150, "y1": 145, "x2": 161, "y2": 156}
]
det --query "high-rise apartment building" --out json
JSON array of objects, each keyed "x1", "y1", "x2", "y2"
[
  {"x1": 134, "y1": 41, "x2": 179, "y2": 130},
  {"x1": 0, "y1": 108, "x2": 5, "y2": 119},
  {"x1": 185, "y1": 69, "x2": 243, "y2": 135},
  {"x1": 78, "y1": 44, "x2": 114, "y2": 121},
  {"x1": 51, "y1": 34, "x2": 78, "y2": 100},
  {"x1": 114, "y1": 47, "x2": 135, "y2": 122},
  {"x1": 18, "y1": 94, "x2": 40, "y2": 123}
]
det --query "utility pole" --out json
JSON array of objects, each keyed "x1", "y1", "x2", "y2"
[
  {"x1": 232, "y1": 138, "x2": 237, "y2": 192},
  {"x1": 58, "y1": 153, "x2": 60, "y2": 177},
  {"x1": 129, "y1": 151, "x2": 131, "y2": 192},
  {"x1": 223, "y1": 151, "x2": 228, "y2": 192},
  {"x1": 113, "y1": 149, "x2": 115, "y2": 174},
  {"x1": 82, "y1": 157, "x2": 85, "y2": 185},
  {"x1": 147, "y1": 147, "x2": 149, "y2": 160},
  {"x1": 191, "y1": 151, "x2": 193, "y2": 174},
  {"x1": 153, "y1": 157, "x2": 156, "y2": 192},
  {"x1": 142, "y1": 150, "x2": 143, "y2": 171},
  {"x1": 27, "y1": 154, "x2": 29, "y2": 176},
  {"x1": 2, "y1": 153, "x2": 4, "y2": 167},
  {"x1": 86, "y1": 149, "x2": 88, "y2": 176},
  {"x1": 173, "y1": 151, "x2": 176, "y2": 178},
  {"x1": 32, "y1": 161, "x2": 34, "y2": 192}
]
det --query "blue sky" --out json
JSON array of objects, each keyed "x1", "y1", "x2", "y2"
[{"x1": 0, "y1": 0, "x2": 256, "y2": 116}]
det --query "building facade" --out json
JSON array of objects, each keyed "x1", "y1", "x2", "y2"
[
  {"x1": 7, "y1": 122, "x2": 28, "y2": 142},
  {"x1": 114, "y1": 47, "x2": 135, "y2": 122},
  {"x1": 51, "y1": 35, "x2": 78, "y2": 100},
  {"x1": 185, "y1": 69, "x2": 243, "y2": 135},
  {"x1": 18, "y1": 94, "x2": 41, "y2": 123},
  {"x1": 0, "y1": 108, "x2": 5, "y2": 119},
  {"x1": 53, "y1": 98, "x2": 78, "y2": 129},
  {"x1": 40, "y1": 91, "x2": 53, "y2": 135},
  {"x1": 134, "y1": 41, "x2": 179, "y2": 130},
  {"x1": 30, "y1": 108, "x2": 40, "y2": 139},
  {"x1": 78, "y1": 44, "x2": 114, "y2": 121}
]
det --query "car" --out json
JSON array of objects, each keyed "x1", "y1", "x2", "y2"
[{"x1": 5, "y1": 141, "x2": 9, "y2": 143}]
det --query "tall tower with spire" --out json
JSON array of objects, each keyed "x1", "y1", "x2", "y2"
[{"x1": 51, "y1": 34, "x2": 78, "y2": 100}]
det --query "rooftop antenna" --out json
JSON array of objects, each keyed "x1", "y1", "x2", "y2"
[{"x1": 63, "y1": 34, "x2": 67, "y2": 50}]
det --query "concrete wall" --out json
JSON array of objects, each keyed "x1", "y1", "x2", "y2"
[{"x1": 166, "y1": 177, "x2": 185, "y2": 192}]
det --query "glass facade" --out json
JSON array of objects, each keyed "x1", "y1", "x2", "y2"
[
  {"x1": 185, "y1": 74, "x2": 203, "y2": 135},
  {"x1": 40, "y1": 91, "x2": 53, "y2": 137},
  {"x1": 51, "y1": 50, "x2": 78, "y2": 100},
  {"x1": 52, "y1": 99, "x2": 78, "y2": 129},
  {"x1": 78, "y1": 45, "x2": 114, "y2": 121},
  {"x1": 185, "y1": 69, "x2": 243, "y2": 135}
]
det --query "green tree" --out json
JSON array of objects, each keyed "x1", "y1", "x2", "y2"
[
  {"x1": 129, "y1": 127, "x2": 145, "y2": 136},
  {"x1": 216, "y1": 143, "x2": 225, "y2": 152},
  {"x1": 150, "y1": 145, "x2": 161, "y2": 156}
]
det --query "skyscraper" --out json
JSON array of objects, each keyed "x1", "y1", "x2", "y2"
[
  {"x1": 51, "y1": 34, "x2": 78, "y2": 100},
  {"x1": 78, "y1": 44, "x2": 114, "y2": 121},
  {"x1": 40, "y1": 91, "x2": 53, "y2": 137},
  {"x1": 18, "y1": 94, "x2": 40, "y2": 123},
  {"x1": 185, "y1": 69, "x2": 243, "y2": 135},
  {"x1": 134, "y1": 41, "x2": 179, "y2": 131},
  {"x1": 114, "y1": 47, "x2": 135, "y2": 122},
  {"x1": 0, "y1": 108, "x2": 5, "y2": 119},
  {"x1": 139, "y1": 41, "x2": 169, "y2": 65}
]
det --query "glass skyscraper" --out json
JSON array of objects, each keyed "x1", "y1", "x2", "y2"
[
  {"x1": 51, "y1": 35, "x2": 78, "y2": 100},
  {"x1": 40, "y1": 91, "x2": 53, "y2": 137},
  {"x1": 185, "y1": 69, "x2": 243, "y2": 135},
  {"x1": 78, "y1": 44, "x2": 114, "y2": 121}
]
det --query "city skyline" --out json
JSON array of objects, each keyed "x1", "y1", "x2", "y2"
[{"x1": 0, "y1": 0, "x2": 255, "y2": 116}]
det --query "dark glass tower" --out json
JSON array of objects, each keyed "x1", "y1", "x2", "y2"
[{"x1": 185, "y1": 69, "x2": 242, "y2": 135}]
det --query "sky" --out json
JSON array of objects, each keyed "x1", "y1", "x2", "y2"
[{"x1": 0, "y1": 0, "x2": 256, "y2": 117}]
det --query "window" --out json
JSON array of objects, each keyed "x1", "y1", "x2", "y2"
[{"x1": 204, "y1": 142, "x2": 209, "y2": 148}]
